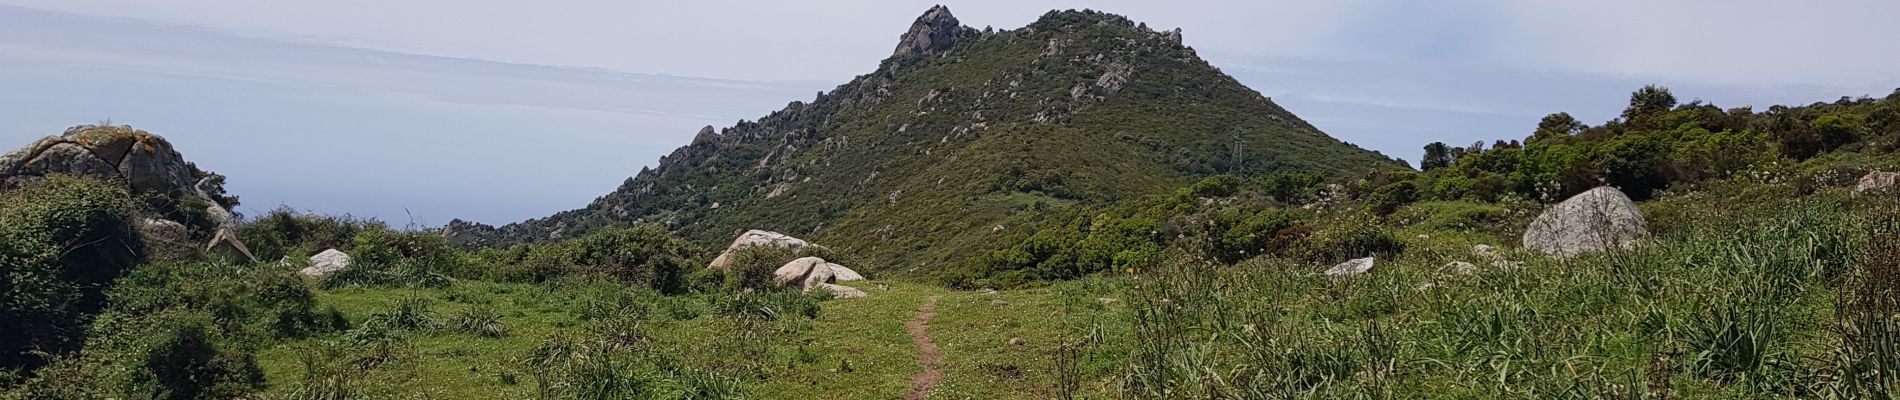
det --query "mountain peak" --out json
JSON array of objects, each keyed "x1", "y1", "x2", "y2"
[{"x1": 891, "y1": 5, "x2": 973, "y2": 58}]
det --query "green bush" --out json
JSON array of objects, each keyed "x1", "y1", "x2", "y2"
[
  {"x1": 0, "y1": 175, "x2": 142, "y2": 372},
  {"x1": 236, "y1": 208, "x2": 365, "y2": 262},
  {"x1": 480, "y1": 225, "x2": 700, "y2": 293},
  {"x1": 723, "y1": 246, "x2": 798, "y2": 292},
  {"x1": 129, "y1": 316, "x2": 265, "y2": 400},
  {"x1": 1293, "y1": 224, "x2": 1406, "y2": 262}
]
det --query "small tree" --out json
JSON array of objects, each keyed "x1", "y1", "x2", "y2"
[
  {"x1": 1623, "y1": 85, "x2": 1678, "y2": 124},
  {"x1": 1421, "y1": 142, "x2": 1454, "y2": 171}
]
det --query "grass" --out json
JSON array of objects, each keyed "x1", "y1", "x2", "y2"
[{"x1": 234, "y1": 187, "x2": 1900, "y2": 399}]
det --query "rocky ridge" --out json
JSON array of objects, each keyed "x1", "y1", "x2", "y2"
[{"x1": 445, "y1": 7, "x2": 1395, "y2": 274}]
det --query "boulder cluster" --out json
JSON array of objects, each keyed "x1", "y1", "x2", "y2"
[{"x1": 709, "y1": 230, "x2": 868, "y2": 298}]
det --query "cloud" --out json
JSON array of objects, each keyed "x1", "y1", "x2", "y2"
[{"x1": 1489, "y1": 0, "x2": 1900, "y2": 88}]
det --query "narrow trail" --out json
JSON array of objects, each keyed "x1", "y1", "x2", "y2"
[{"x1": 903, "y1": 295, "x2": 944, "y2": 400}]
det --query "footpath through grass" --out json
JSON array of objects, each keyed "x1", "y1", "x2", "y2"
[{"x1": 250, "y1": 278, "x2": 1128, "y2": 399}]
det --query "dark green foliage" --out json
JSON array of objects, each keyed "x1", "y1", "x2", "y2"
[
  {"x1": 1368, "y1": 180, "x2": 1420, "y2": 215},
  {"x1": 1293, "y1": 223, "x2": 1405, "y2": 263},
  {"x1": 236, "y1": 207, "x2": 364, "y2": 262},
  {"x1": 722, "y1": 246, "x2": 797, "y2": 292},
  {"x1": 0, "y1": 175, "x2": 142, "y2": 373},
  {"x1": 1410, "y1": 85, "x2": 1900, "y2": 204},
  {"x1": 479, "y1": 225, "x2": 700, "y2": 293},
  {"x1": 1421, "y1": 142, "x2": 1454, "y2": 171},
  {"x1": 131, "y1": 318, "x2": 265, "y2": 400},
  {"x1": 5, "y1": 257, "x2": 338, "y2": 398}
]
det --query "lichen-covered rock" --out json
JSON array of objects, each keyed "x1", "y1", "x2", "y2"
[
  {"x1": 1, "y1": 125, "x2": 196, "y2": 195},
  {"x1": 300, "y1": 249, "x2": 351, "y2": 277},
  {"x1": 1522, "y1": 186, "x2": 1648, "y2": 258},
  {"x1": 709, "y1": 230, "x2": 814, "y2": 268},
  {"x1": 2, "y1": 125, "x2": 255, "y2": 262}
]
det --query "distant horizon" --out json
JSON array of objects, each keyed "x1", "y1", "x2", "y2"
[{"x1": 3, "y1": 1, "x2": 1895, "y2": 225}]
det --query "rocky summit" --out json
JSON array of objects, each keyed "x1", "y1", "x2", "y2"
[{"x1": 446, "y1": 7, "x2": 1396, "y2": 274}]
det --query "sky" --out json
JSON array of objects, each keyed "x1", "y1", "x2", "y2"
[{"x1": 1, "y1": 1, "x2": 1896, "y2": 225}]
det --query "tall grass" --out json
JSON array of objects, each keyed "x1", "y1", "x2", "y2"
[{"x1": 1107, "y1": 194, "x2": 1884, "y2": 398}]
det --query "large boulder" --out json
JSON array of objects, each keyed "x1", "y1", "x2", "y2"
[
  {"x1": 1857, "y1": 171, "x2": 1900, "y2": 194},
  {"x1": 2, "y1": 125, "x2": 255, "y2": 262},
  {"x1": 709, "y1": 230, "x2": 814, "y2": 268},
  {"x1": 299, "y1": 249, "x2": 351, "y2": 277},
  {"x1": 770, "y1": 256, "x2": 866, "y2": 297},
  {"x1": 1, "y1": 125, "x2": 197, "y2": 195},
  {"x1": 1522, "y1": 186, "x2": 1648, "y2": 258}
]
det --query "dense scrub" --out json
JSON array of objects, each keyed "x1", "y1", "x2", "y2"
[{"x1": 0, "y1": 175, "x2": 143, "y2": 377}]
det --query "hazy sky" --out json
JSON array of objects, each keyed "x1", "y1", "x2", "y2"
[{"x1": 1, "y1": 1, "x2": 1896, "y2": 225}]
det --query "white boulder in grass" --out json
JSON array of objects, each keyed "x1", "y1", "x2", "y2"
[
  {"x1": 300, "y1": 249, "x2": 351, "y2": 277},
  {"x1": 1522, "y1": 186, "x2": 1649, "y2": 258},
  {"x1": 1326, "y1": 257, "x2": 1374, "y2": 277},
  {"x1": 771, "y1": 256, "x2": 868, "y2": 297}
]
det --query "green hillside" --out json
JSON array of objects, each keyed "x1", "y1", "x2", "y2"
[{"x1": 446, "y1": 8, "x2": 1397, "y2": 274}]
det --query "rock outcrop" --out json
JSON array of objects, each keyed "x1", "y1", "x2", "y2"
[
  {"x1": 1, "y1": 125, "x2": 195, "y2": 193},
  {"x1": 300, "y1": 249, "x2": 351, "y2": 277},
  {"x1": 0, "y1": 125, "x2": 254, "y2": 262},
  {"x1": 891, "y1": 5, "x2": 976, "y2": 59},
  {"x1": 709, "y1": 230, "x2": 816, "y2": 268},
  {"x1": 1522, "y1": 186, "x2": 1648, "y2": 258},
  {"x1": 1857, "y1": 171, "x2": 1900, "y2": 194}
]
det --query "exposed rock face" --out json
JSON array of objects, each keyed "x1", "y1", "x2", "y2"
[
  {"x1": 1857, "y1": 171, "x2": 1900, "y2": 194},
  {"x1": 1, "y1": 125, "x2": 254, "y2": 262},
  {"x1": 710, "y1": 230, "x2": 815, "y2": 268},
  {"x1": 441, "y1": 7, "x2": 1397, "y2": 277},
  {"x1": 1522, "y1": 186, "x2": 1648, "y2": 258},
  {"x1": 771, "y1": 256, "x2": 866, "y2": 297},
  {"x1": 1326, "y1": 257, "x2": 1374, "y2": 277},
  {"x1": 1, "y1": 125, "x2": 196, "y2": 194},
  {"x1": 891, "y1": 5, "x2": 975, "y2": 59},
  {"x1": 300, "y1": 249, "x2": 351, "y2": 277}
]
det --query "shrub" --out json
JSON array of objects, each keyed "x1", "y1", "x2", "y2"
[
  {"x1": 569, "y1": 225, "x2": 700, "y2": 294},
  {"x1": 236, "y1": 207, "x2": 364, "y2": 262},
  {"x1": 0, "y1": 175, "x2": 142, "y2": 372},
  {"x1": 722, "y1": 246, "x2": 798, "y2": 292},
  {"x1": 130, "y1": 317, "x2": 265, "y2": 400},
  {"x1": 1293, "y1": 223, "x2": 1405, "y2": 262}
]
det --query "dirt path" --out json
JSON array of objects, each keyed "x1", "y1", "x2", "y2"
[{"x1": 903, "y1": 295, "x2": 944, "y2": 400}]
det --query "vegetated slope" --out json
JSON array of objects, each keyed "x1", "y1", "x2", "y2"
[{"x1": 447, "y1": 7, "x2": 1397, "y2": 273}]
